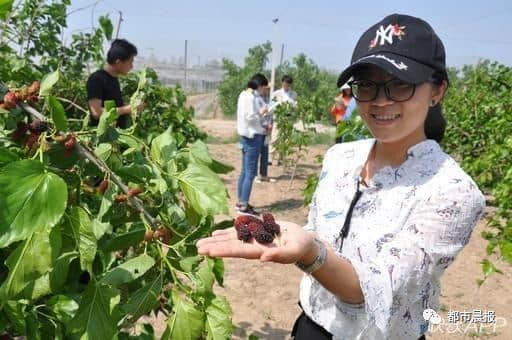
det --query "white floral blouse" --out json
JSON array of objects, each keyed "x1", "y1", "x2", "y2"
[{"x1": 300, "y1": 138, "x2": 485, "y2": 340}]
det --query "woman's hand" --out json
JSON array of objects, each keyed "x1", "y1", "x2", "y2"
[{"x1": 196, "y1": 221, "x2": 316, "y2": 264}]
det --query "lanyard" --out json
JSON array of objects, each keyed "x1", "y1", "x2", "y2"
[{"x1": 337, "y1": 179, "x2": 363, "y2": 251}]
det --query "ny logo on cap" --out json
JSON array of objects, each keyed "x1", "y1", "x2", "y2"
[{"x1": 369, "y1": 24, "x2": 406, "y2": 49}]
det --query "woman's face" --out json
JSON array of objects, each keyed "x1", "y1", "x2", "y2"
[{"x1": 354, "y1": 65, "x2": 445, "y2": 145}]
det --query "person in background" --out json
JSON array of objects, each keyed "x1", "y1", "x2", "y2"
[
  {"x1": 269, "y1": 74, "x2": 297, "y2": 165},
  {"x1": 86, "y1": 39, "x2": 143, "y2": 128},
  {"x1": 331, "y1": 83, "x2": 357, "y2": 143},
  {"x1": 197, "y1": 14, "x2": 485, "y2": 340},
  {"x1": 236, "y1": 73, "x2": 269, "y2": 215},
  {"x1": 255, "y1": 84, "x2": 276, "y2": 183}
]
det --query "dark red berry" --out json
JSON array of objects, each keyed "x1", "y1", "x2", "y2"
[
  {"x1": 25, "y1": 132, "x2": 40, "y2": 149},
  {"x1": 28, "y1": 80, "x2": 40, "y2": 95},
  {"x1": 234, "y1": 215, "x2": 260, "y2": 231},
  {"x1": 237, "y1": 225, "x2": 252, "y2": 242},
  {"x1": 64, "y1": 135, "x2": 76, "y2": 150},
  {"x1": 262, "y1": 212, "x2": 275, "y2": 225},
  {"x1": 12, "y1": 122, "x2": 28, "y2": 143},
  {"x1": 3, "y1": 92, "x2": 17, "y2": 109},
  {"x1": 263, "y1": 221, "x2": 281, "y2": 236},
  {"x1": 127, "y1": 187, "x2": 142, "y2": 197},
  {"x1": 29, "y1": 119, "x2": 48, "y2": 133},
  {"x1": 98, "y1": 180, "x2": 109, "y2": 194},
  {"x1": 254, "y1": 230, "x2": 274, "y2": 244},
  {"x1": 115, "y1": 194, "x2": 128, "y2": 203},
  {"x1": 247, "y1": 221, "x2": 264, "y2": 236}
]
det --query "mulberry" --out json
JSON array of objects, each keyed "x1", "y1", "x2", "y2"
[
  {"x1": 237, "y1": 225, "x2": 252, "y2": 242},
  {"x1": 3, "y1": 92, "x2": 18, "y2": 109},
  {"x1": 263, "y1": 221, "x2": 280, "y2": 236},
  {"x1": 262, "y1": 212, "x2": 275, "y2": 225},
  {"x1": 29, "y1": 119, "x2": 48, "y2": 133},
  {"x1": 98, "y1": 180, "x2": 109, "y2": 194},
  {"x1": 254, "y1": 230, "x2": 274, "y2": 244},
  {"x1": 64, "y1": 135, "x2": 76, "y2": 150},
  {"x1": 127, "y1": 187, "x2": 142, "y2": 197}
]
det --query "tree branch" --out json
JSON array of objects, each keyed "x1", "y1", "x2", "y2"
[{"x1": 19, "y1": 102, "x2": 159, "y2": 230}]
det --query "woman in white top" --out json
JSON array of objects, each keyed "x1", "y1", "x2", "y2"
[{"x1": 197, "y1": 14, "x2": 485, "y2": 340}]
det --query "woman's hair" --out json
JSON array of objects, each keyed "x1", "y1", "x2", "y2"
[
  {"x1": 107, "y1": 39, "x2": 138, "y2": 64},
  {"x1": 247, "y1": 73, "x2": 268, "y2": 89},
  {"x1": 282, "y1": 75, "x2": 293, "y2": 84},
  {"x1": 425, "y1": 71, "x2": 448, "y2": 143}
]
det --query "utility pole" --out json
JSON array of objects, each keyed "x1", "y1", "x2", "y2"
[
  {"x1": 114, "y1": 11, "x2": 123, "y2": 39},
  {"x1": 270, "y1": 18, "x2": 279, "y2": 95},
  {"x1": 279, "y1": 43, "x2": 285, "y2": 67},
  {"x1": 184, "y1": 40, "x2": 188, "y2": 91}
]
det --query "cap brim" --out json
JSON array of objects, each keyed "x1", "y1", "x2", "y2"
[{"x1": 337, "y1": 53, "x2": 435, "y2": 87}]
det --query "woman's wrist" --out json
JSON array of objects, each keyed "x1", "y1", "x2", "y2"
[{"x1": 298, "y1": 239, "x2": 318, "y2": 266}]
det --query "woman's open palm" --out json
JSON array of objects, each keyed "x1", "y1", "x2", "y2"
[{"x1": 196, "y1": 221, "x2": 314, "y2": 264}]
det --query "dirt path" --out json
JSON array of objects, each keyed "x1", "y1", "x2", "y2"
[{"x1": 194, "y1": 119, "x2": 512, "y2": 340}]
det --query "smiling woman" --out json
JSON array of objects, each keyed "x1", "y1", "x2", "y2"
[{"x1": 197, "y1": 13, "x2": 486, "y2": 340}]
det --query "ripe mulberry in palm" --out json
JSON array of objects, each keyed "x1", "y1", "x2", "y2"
[
  {"x1": 254, "y1": 229, "x2": 274, "y2": 244},
  {"x1": 237, "y1": 225, "x2": 252, "y2": 242}
]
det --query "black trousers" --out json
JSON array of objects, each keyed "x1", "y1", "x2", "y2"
[{"x1": 291, "y1": 312, "x2": 427, "y2": 340}]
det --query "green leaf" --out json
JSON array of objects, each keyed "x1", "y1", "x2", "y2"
[
  {"x1": 95, "y1": 143, "x2": 113, "y2": 161},
  {"x1": 190, "y1": 261, "x2": 215, "y2": 295},
  {"x1": 0, "y1": 160, "x2": 67, "y2": 247},
  {"x1": 161, "y1": 293, "x2": 205, "y2": 340},
  {"x1": 0, "y1": 147, "x2": 18, "y2": 168},
  {"x1": 177, "y1": 163, "x2": 229, "y2": 216},
  {"x1": 47, "y1": 96, "x2": 68, "y2": 131},
  {"x1": 117, "y1": 163, "x2": 153, "y2": 183},
  {"x1": 0, "y1": 0, "x2": 14, "y2": 20},
  {"x1": 210, "y1": 159, "x2": 234, "y2": 174},
  {"x1": 122, "y1": 274, "x2": 162, "y2": 321},
  {"x1": 99, "y1": 15, "x2": 113, "y2": 40},
  {"x1": 0, "y1": 226, "x2": 61, "y2": 300},
  {"x1": 97, "y1": 100, "x2": 118, "y2": 137},
  {"x1": 499, "y1": 242, "x2": 512, "y2": 264},
  {"x1": 481, "y1": 259, "x2": 503, "y2": 278},
  {"x1": 68, "y1": 207, "x2": 96, "y2": 272},
  {"x1": 40, "y1": 70, "x2": 60, "y2": 96},
  {"x1": 205, "y1": 296, "x2": 233, "y2": 340},
  {"x1": 100, "y1": 226, "x2": 145, "y2": 252},
  {"x1": 3, "y1": 300, "x2": 28, "y2": 334},
  {"x1": 150, "y1": 127, "x2": 177, "y2": 165},
  {"x1": 69, "y1": 283, "x2": 119, "y2": 340},
  {"x1": 47, "y1": 295, "x2": 79, "y2": 324},
  {"x1": 21, "y1": 251, "x2": 77, "y2": 300},
  {"x1": 211, "y1": 258, "x2": 225, "y2": 287},
  {"x1": 100, "y1": 254, "x2": 155, "y2": 287}
]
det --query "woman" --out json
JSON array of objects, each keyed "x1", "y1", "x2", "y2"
[
  {"x1": 236, "y1": 73, "x2": 269, "y2": 215},
  {"x1": 198, "y1": 14, "x2": 485, "y2": 340},
  {"x1": 331, "y1": 83, "x2": 357, "y2": 143}
]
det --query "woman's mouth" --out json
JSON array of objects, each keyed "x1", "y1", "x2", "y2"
[{"x1": 370, "y1": 113, "x2": 401, "y2": 125}]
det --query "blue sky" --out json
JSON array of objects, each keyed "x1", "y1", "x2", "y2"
[{"x1": 66, "y1": 0, "x2": 512, "y2": 70}]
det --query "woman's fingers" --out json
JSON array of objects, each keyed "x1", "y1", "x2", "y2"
[
  {"x1": 198, "y1": 239, "x2": 263, "y2": 259},
  {"x1": 196, "y1": 228, "x2": 237, "y2": 247}
]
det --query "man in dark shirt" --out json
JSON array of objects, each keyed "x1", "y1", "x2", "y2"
[{"x1": 86, "y1": 39, "x2": 142, "y2": 128}]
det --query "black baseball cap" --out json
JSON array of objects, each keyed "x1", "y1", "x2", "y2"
[{"x1": 337, "y1": 14, "x2": 447, "y2": 87}]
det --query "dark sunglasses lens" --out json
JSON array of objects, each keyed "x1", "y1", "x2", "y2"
[{"x1": 351, "y1": 81, "x2": 376, "y2": 101}]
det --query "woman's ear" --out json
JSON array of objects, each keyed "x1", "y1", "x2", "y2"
[{"x1": 432, "y1": 79, "x2": 448, "y2": 104}]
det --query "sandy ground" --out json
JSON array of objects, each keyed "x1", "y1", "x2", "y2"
[{"x1": 193, "y1": 119, "x2": 512, "y2": 340}]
